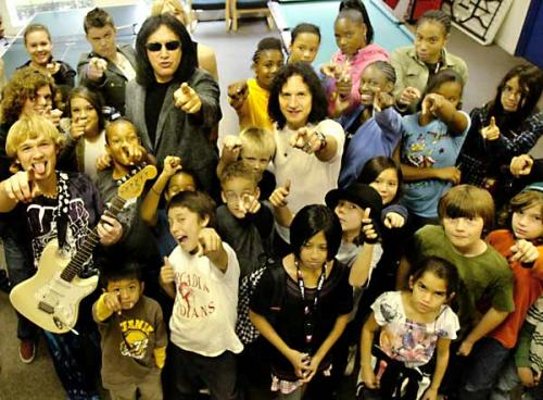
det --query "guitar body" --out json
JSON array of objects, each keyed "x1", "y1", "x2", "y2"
[
  {"x1": 10, "y1": 239, "x2": 98, "y2": 334},
  {"x1": 9, "y1": 165, "x2": 157, "y2": 334}
]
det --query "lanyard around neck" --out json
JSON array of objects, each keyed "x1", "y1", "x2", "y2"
[
  {"x1": 295, "y1": 260, "x2": 327, "y2": 304},
  {"x1": 295, "y1": 260, "x2": 327, "y2": 347}
]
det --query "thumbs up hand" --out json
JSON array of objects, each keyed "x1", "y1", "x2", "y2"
[
  {"x1": 269, "y1": 179, "x2": 291, "y2": 208},
  {"x1": 160, "y1": 257, "x2": 176, "y2": 285},
  {"x1": 481, "y1": 116, "x2": 500, "y2": 141},
  {"x1": 360, "y1": 208, "x2": 378, "y2": 242},
  {"x1": 174, "y1": 82, "x2": 202, "y2": 114}
]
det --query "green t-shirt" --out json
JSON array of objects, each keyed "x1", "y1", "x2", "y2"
[{"x1": 412, "y1": 225, "x2": 514, "y2": 333}]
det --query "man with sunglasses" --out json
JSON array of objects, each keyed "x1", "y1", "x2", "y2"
[
  {"x1": 78, "y1": 7, "x2": 137, "y2": 114},
  {"x1": 125, "y1": 14, "x2": 221, "y2": 197}
]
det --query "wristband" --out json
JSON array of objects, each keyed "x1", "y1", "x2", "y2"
[{"x1": 314, "y1": 130, "x2": 327, "y2": 152}]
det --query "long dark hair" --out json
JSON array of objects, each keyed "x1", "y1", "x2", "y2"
[
  {"x1": 67, "y1": 86, "x2": 106, "y2": 132},
  {"x1": 135, "y1": 14, "x2": 197, "y2": 87},
  {"x1": 268, "y1": 62, "x2": 327, "y2": 129},
  {"x1": 487, "y1": 64, "x2": 543, "y2": 133},
  {"x1": 290, "y1": 204, "x2": 342, "y2": 261}
]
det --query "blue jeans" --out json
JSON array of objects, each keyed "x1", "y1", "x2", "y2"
[
  {"x1": 460, "y1": 337, "x2": 511, "y2": 400},
  {"x1": 168, "y1": 345, "x2": 238, "y2": 400},
  {"x1": 2, "y1": 233, "x2": 38, "y2": 340},
  {"x1": 490, "y1": 357, "x2": 542, "y2": 400}
]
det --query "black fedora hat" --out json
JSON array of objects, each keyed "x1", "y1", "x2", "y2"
[{"x1": 325, "y1": 183, "x2": 383, "y2": 218}]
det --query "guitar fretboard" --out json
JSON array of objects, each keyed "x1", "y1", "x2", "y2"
[{"x1": 60, "y1": 196, "x2": 126, "y2": 282}]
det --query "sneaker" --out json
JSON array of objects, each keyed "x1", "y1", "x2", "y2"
[{"x1": 19, "y1": 339, "x2": 36, "y2": 363}]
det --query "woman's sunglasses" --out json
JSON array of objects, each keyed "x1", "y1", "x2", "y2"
[{"x1": 145, "y1": 41, "x2": 181, "y2": 52}]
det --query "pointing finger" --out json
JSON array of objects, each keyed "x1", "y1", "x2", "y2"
[{"x1": 181, "y1": 82, "x2": 191, "y2": 95}]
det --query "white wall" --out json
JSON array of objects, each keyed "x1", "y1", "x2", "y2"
[{"x1": 495, "y1": 0, "x2": 531, "y2": 55}]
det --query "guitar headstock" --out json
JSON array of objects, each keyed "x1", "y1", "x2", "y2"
[{"x1": 118, "y1": 165, "x2": 158, "y2": 200}]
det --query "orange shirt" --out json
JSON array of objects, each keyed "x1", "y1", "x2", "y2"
[{"x1": 488, "y1": 229, "x2": 543, "y2": 348}]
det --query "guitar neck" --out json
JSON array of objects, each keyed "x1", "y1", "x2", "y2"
[{"x1": 60, "y1": 195, "x2": 126, "y2": 281}]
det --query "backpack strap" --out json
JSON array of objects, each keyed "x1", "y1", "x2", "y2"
[{"x1": 266, "y1": 257, "x2": 286, "y2": 314}]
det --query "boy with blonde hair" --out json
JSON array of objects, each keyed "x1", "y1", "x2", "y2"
[{"x1": 218, "y1": 127, "x2": 276, "y2": 198}]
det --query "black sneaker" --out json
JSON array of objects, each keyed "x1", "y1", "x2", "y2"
[{"x1": 0, "y1": 270, "x2": 11, "y2": 293}]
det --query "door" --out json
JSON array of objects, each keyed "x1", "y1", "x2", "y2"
[{"x1": 517, "y1": 0, "x2": 543, "y2": 68}]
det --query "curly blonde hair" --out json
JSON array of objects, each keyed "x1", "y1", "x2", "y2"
[{"x1": 0, "y1": 67, "x2": 54, "y2": 126}]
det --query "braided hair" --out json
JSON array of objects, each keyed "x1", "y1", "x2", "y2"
[
  {"x1": 417, "y1": 9, "x2": 452, "y2": 35},
  {"x1": 252, "y1": 37, "x2": 283, "y2": 64},
  {"x1": 366, "y1": 60, "x2": 396, "y2": 85}
]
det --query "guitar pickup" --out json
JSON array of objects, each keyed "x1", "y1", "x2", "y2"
[{"x1": 38, "y1": 301, "x2": 54, "y2": 314}]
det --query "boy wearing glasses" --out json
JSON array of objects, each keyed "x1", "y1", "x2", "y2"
[
  {"x1": 217, "y1": 160, "x2": 274, "y2": 277},
  {"x1": 93, "y1": 261, "x2": 167, "y2": 400}
]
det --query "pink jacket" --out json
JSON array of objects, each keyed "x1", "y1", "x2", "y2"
[{"x1": 326, "y1": 44, "x2": 389, "y2": 115}]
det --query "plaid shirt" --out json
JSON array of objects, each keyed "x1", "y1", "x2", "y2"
[{"x1": 458, "y1": 105, "x2": 543, "y2": 187}]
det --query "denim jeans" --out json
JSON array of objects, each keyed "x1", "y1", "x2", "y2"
[
  {"x1": 2, "y1": 233, "x2": 39, "y2": 340},
  {"x1": 490, "y1": 357, "x2": 542, "y2": 400},
  {"x1": 460, "y1": 337, "x2": 512, "y2": 400}
]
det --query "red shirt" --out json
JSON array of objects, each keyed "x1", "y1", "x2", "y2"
[{"x1": 488, "y1": 230, "x2": 543, "y2": 348}]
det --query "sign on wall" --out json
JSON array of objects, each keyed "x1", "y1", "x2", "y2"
[{"x1": 442, "y1": 0, "x2": 514, "y2": 45}]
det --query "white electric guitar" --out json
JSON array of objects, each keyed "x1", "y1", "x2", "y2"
[{"x1": 9, "y1": 165, "x2": 157, "y2": 334}]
